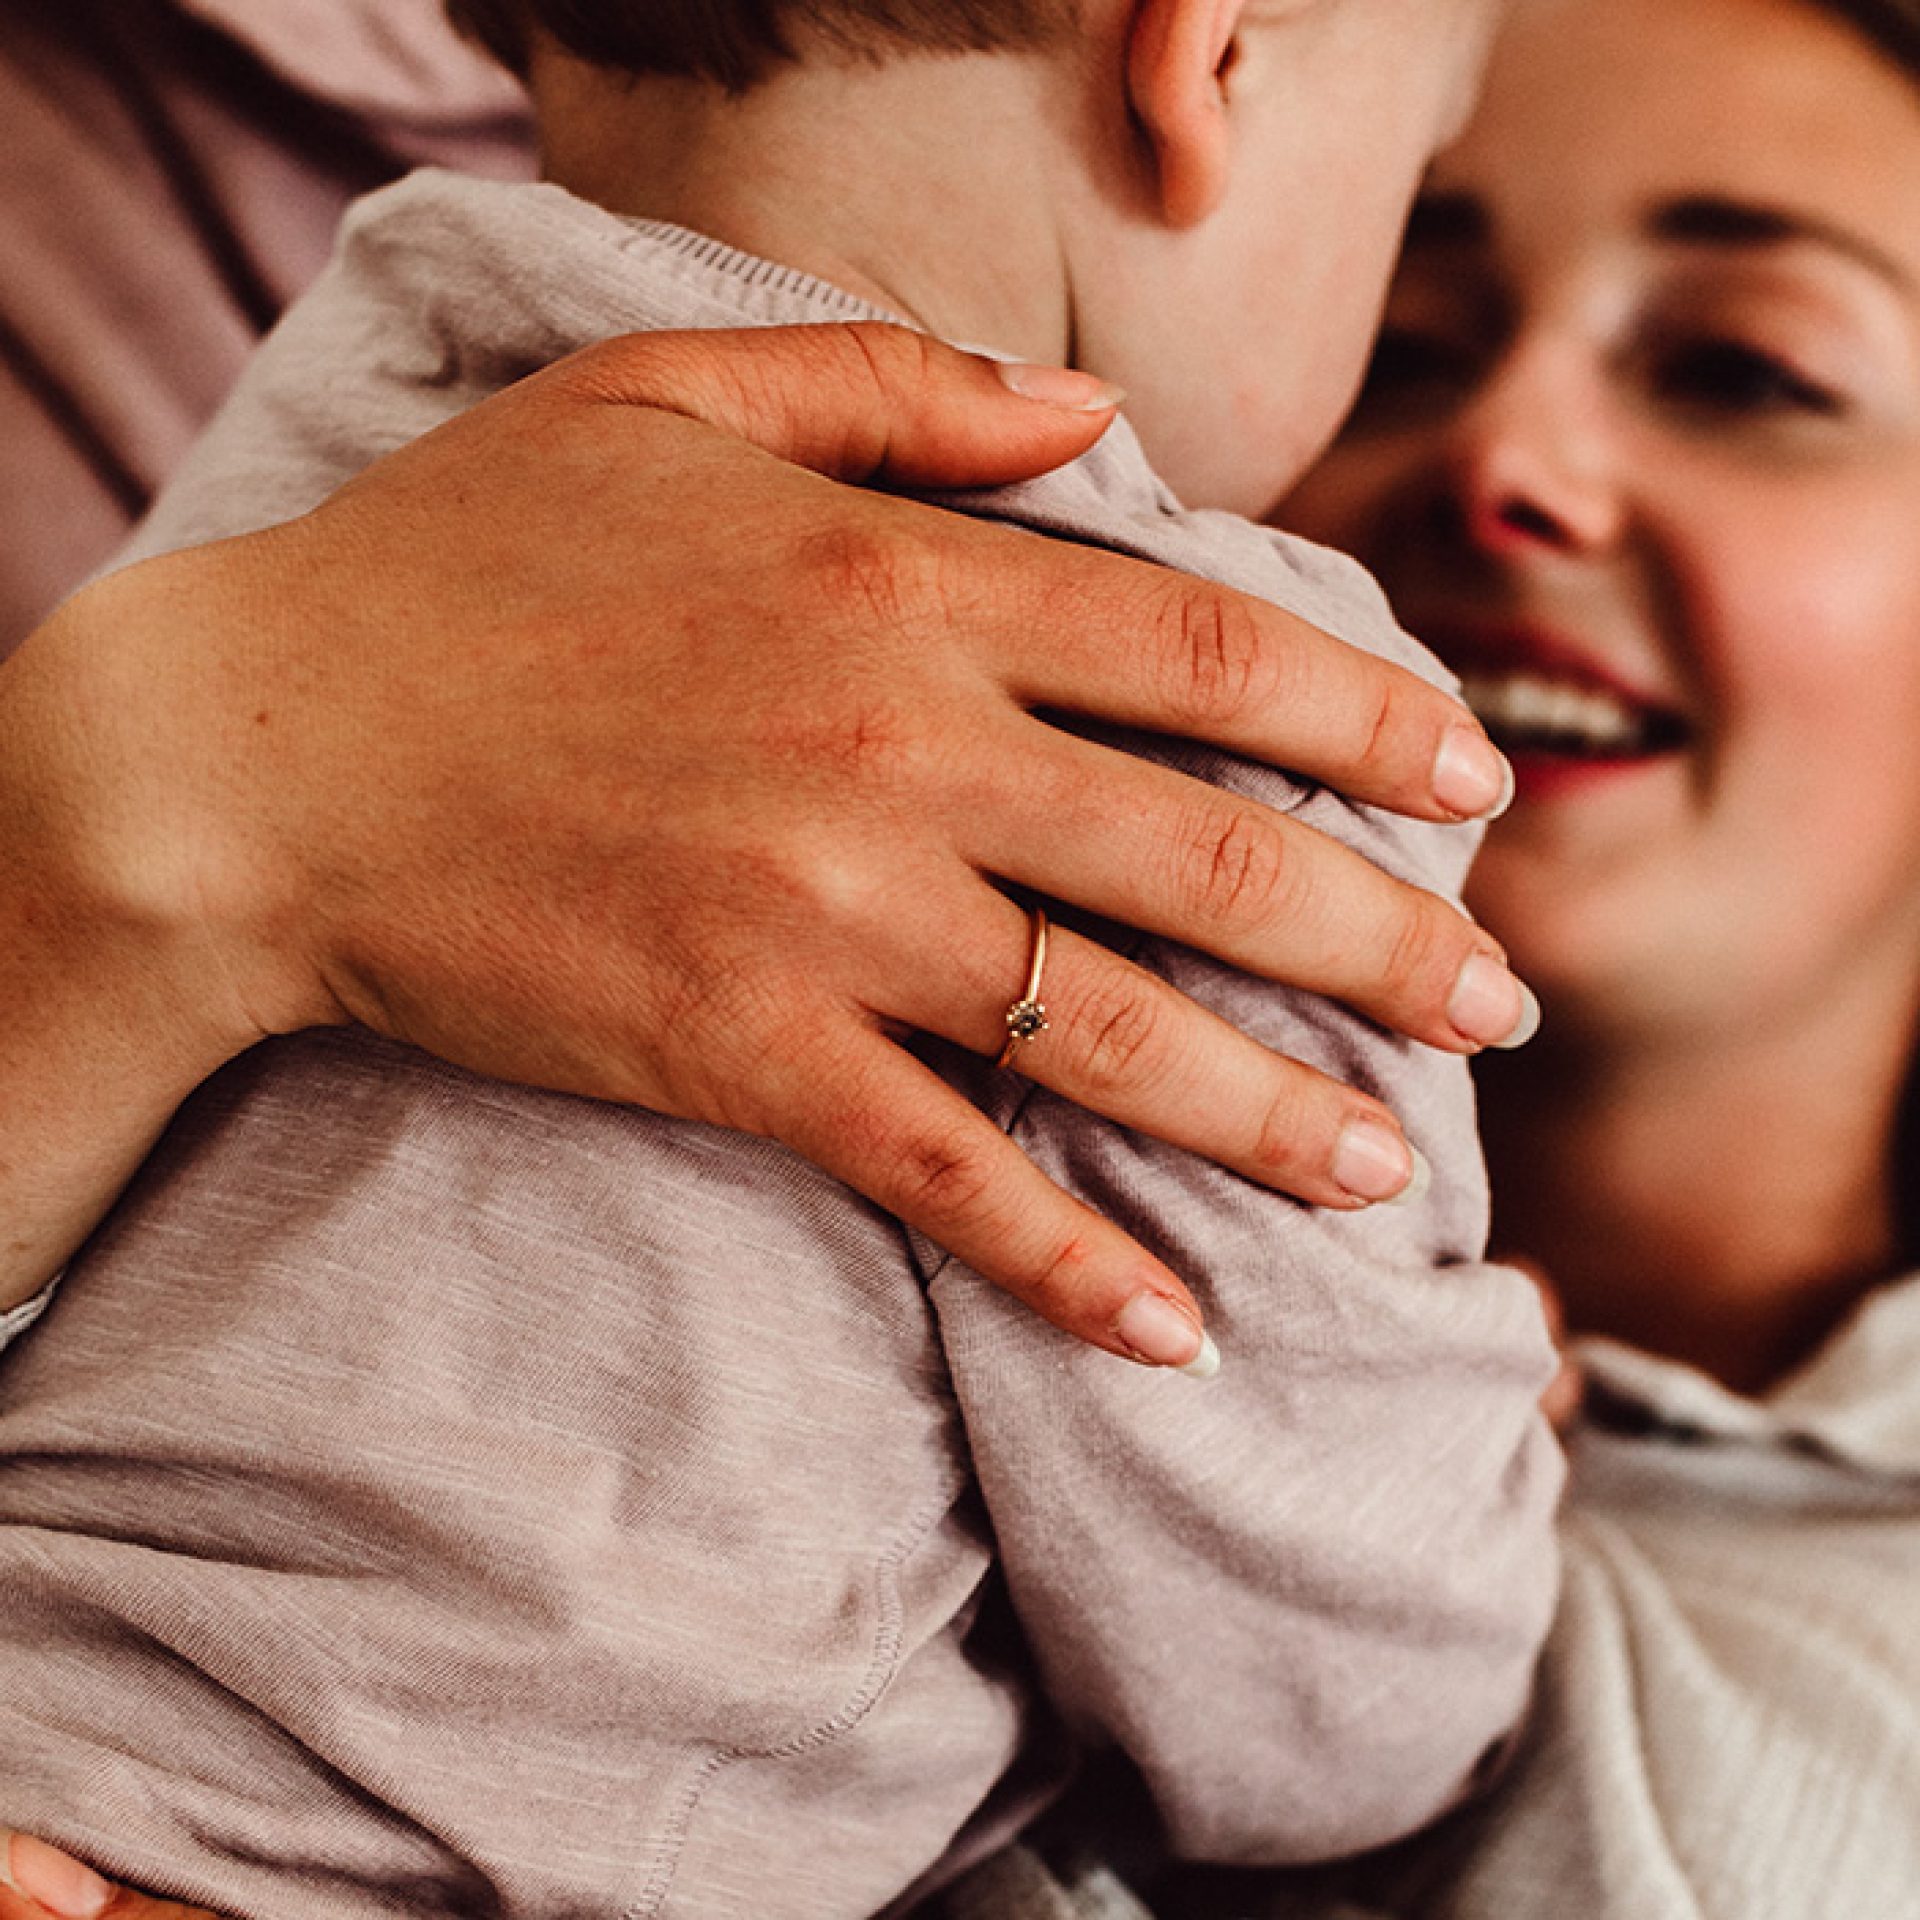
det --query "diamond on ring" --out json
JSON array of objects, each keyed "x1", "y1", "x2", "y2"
[
  {"x1": 995, "y1": 908, "x2": 1052, "y2": 1071},
  {"x1": 1005, "y1": 999, "x2": 1049, "y2": 1043}
]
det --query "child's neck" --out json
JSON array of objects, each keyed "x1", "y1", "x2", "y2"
[
  {"x1": 528, "y1": 45, "x2": 1080, "y2": 366},
  {"x1": 1480, "y1": 973, "x2": 1916, "y2": 1396}
]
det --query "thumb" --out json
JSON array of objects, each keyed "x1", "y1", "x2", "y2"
[
  {"x1": 546, "y1": 322, "x2": 1124, "y2": 488},
  {"x1": 0, "y1": 1834, "x2": 112, "y2": 1920}
]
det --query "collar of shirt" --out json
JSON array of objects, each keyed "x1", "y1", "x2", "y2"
[{"x1": 1578, "y1": 1271, "x2": 1920, "y2": 1481}]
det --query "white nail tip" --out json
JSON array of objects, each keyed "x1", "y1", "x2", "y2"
[
  {"x1": 1492, "y1": 981, "x2": 1544, "y2": 1051},
  {"x1": 1180, "y1": 1333, "x2": 1223, "y2": 1381},
  {"x1": 1488, "y1": 753, "x2": 1518, "y2": 820},
  {"x1": 1382, "y1": 1144, "x2": 1434, "y2": 1208}
]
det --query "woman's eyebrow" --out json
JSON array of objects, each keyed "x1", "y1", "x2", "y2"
[{"x1": 1648, "y1": 195, "x2": 1913, "y2": 292}]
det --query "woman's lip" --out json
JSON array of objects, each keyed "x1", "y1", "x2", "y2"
[
  {"x1": 1505, "y1": 747, "x2": 1678, "y2": 804},
  {"x1": 1410, "y1": 618, "x2": 1695, "y2": 769},
  {"x1": 1410, "y1": 618, "x2": 1680, "y2": 714}
]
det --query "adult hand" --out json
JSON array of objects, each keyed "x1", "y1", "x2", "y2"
[
  {"x1": 0, "y1": 1833, "x2": 218, "y2": 1920},
  {"x1": 2, "y1": 323, "x2": 1528, "y2": 1369}
]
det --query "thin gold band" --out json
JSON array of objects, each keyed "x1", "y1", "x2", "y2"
[{"x1": 995, "y1": 907, "x2": 1051, "y2": 1071}]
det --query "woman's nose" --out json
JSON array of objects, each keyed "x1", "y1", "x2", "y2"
[{"x1": 1435, "y1": 343, "x2": 1625, "y2": 560}]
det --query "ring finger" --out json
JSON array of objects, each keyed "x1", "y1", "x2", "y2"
[{"x1": 891, "y1": 889, "x2": 1430, "y2": 1210}]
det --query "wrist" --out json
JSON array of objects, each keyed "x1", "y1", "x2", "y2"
[
  {"x1": 10, "y1": 552, "x2": 340, "y2": 1058},
  {"x1": 0, "y1": 569, "x2": 320, "y2": 1300}
]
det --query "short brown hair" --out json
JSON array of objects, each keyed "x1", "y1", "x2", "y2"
[{"x1": 445, "y1": 0, "x2": 1077, "y2": 91}]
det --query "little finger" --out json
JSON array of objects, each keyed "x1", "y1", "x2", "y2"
[{"x1": 772, "y1": 1033, "x2": 1220, "y2": 1376}]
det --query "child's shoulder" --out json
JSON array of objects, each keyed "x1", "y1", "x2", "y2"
[
  {"x1": 938, "y1": 418, "x2": 1477, "y2": 897},
  {"x1": 946, "y1": 414, "x2": 1449, "y2": 698}
]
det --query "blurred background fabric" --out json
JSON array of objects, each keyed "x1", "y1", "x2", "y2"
[{"x1": 0, "y1": 0, "x2": 534, "y2": 655}]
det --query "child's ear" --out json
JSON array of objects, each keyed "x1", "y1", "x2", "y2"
[{"x1": 1125, "y1": 0, "x2": 1247, "y2": 227}]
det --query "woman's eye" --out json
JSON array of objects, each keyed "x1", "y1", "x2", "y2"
[
  {"x1": 1345, "y1": 329, "x2": 1482, "y2": 427},
  {"x1": 1649, "y1": 338, "x2": 1842, "y2": 419}
]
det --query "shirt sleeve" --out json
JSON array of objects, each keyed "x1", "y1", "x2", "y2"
[{"x1": 922, "y1": 784, "x2": 1566, "y2": 1869}]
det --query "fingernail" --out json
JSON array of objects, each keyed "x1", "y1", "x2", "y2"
[
  {"x1": 1179, "y1": 1331, "x2": 1223, "y2": 1381},
  {"x1": 1386, "y1": 1144, "x2": 1433, "y2": 1208},
  {"x1": 1433, "y1": 724, "x2": 1515, "y2": 820},
  {"x1": 1115, "y1": 1290, "x2": 1215, "y2": 1375},
  {"x1": 1333, "y1": 1115, "x2": 1418, "y2": 1204},
  {"x1": 993, "y1": 360, "x2": 1127, "y2": 411},
  {"x1": 1448, "y1": 953, "x2": 1542, "y2": 1050},
  {"x1": 5, "y1": 1836, "x2": 114, "y2": 1920}
]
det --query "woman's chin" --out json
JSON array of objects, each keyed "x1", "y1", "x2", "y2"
[{"x1": 1464, "y1": 860, "x2": 1689, "y2": 1043}]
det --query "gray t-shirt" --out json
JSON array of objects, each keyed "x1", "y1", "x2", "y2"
[
  {"x1": 0, "y1": 173, "x2": 1561, "y2": 1920},
  {"x1": 950, "y1": 1280, "x2": 1920, "y2": 1920}
]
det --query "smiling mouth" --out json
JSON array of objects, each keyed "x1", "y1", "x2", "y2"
[{"x1": 1459, "y1": 669, "x2": 1692, "y2": 761}]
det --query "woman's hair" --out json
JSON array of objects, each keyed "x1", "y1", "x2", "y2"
[
  {"x1": 444, "y1": 0, "x2": 1077, "y2": 90},
  {"x1": 1821, "y1": 0, "x2": 1920, "y2": 73}
]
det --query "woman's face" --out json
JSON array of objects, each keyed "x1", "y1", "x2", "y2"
[{"x1": 1283, "y1": 0, "x2": 1920, "y2": 1050}]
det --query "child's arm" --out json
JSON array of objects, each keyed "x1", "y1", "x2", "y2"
[{"x1": 925, "y1": 789, "x2": 1564, "y2": 1868}]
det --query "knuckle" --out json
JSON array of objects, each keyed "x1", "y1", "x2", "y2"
[
  {"x1": 1154, "y1": 582, "x2": 1273, "y2": 726},
  {"x1": 772, "y1": 322, "x2": 940, "y2": 477},
  {"x1": 1250, "y1": 1085, "x2": 1317, "y2": 1177},
  {"x1": 886, "y1": 1127, "x2": 1000, "y2": 1227},
  {"x1": 843, "y1": 319, "x2": 934, "y2": 397},
  {"x1": 1378, "y1": 893, "x2": 1473, "y2": 1007},
  {"x1": 1017, "y1": 1231, "x2": 1102, "y2": 1321},
  {"x1": 1179, "y1": 806, "x2": 1293, "y2": 934},
  {"x1": 799, "y1": 324, "x2": 911, "y2": 470},
  {"x1": 1058, "y1": 970, "x2": 1168, "y2": 1094},
  {"x1": 793, "y1": 514, "x2": 933, "y2": 634},
  {"x1": 821, "y1": 697, "x2": 927, "y2": 791},
  {"x1": 1352, "y1": 675, "x2": 1402, "y2": 777}
]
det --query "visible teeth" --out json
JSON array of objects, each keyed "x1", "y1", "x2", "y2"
[{"x1": 1460, "y1": 671, "x2": 1654, "y2": 755}]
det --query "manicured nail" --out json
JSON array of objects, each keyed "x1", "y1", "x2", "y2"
[
  {"x1": 993, "y1": 360, "x2": 1127, "y2": 411},
  {"x1": 1179, "y1": 1331, "x2": 1223, "y2": 1381},
  {"x1": 4, "y1": 1835, "x2": 114, "y2": 1920},
  {"x1": 1386, "y1": 1144, "x2": 1433, "y2": 1208},
  {"x1": 1497, "y1": 979, "x2": 1543, "y2": 1049},
  {"x1": 1115, "y1": 1290, "x2": 1215, "y2": 1375},
  {"x1": 1433, "y1": 724, "x2": 1516, "y2": 820},
  {"x1": 1448, "y1": 953, "x2": 1542, "y2": 1050},
  {"x1": 1333, "y1": 1115, "x2": 1418, "y2": 1204}
]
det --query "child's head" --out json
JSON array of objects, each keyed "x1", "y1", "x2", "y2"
[
  {"x1": 445, "y1": 0, "x2": 1506, "y2": 516},
  {"x1": 444, "y1": 0, "x2": 1077, "y2": 90}
]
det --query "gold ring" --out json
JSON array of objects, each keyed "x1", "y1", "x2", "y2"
[{"x1": 995, "y1": 907, "x2": 1051, "y2": 1071}]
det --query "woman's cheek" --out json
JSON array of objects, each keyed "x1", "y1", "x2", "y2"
[{"x1": 1677, "y1": 479, "x2": 1920, "y2": 727}]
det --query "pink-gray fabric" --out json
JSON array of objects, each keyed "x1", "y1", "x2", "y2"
[
  {"x1": 0, "y1": 174, "x2": 1562, "y2": 1920},
  {"x1": 0, "y1": 0, "x2": 531, "y2": 653}
]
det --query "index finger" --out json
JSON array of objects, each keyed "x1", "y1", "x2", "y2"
[
  {"x1": 2, "y1": 1832, "x2": 115, "y2": 1920},
  {"x1": 965, "y1": 532, "x2": 1513, "y2": 825},
  {"x1": 0, "y1": 1832, "x2": 224, "y2": 1920}
]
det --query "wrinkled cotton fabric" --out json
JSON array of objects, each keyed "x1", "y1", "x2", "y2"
[{"x1": 0, "y1": 172, "x2": 1561, "y2": 1920}]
